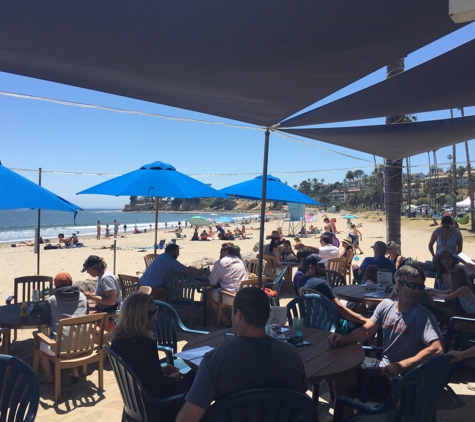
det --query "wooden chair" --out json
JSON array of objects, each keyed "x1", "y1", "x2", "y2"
[
  {"x1": 33, "y1": 312, "x2": 107, "y2": 401},
  {"x1": 201, "y1": 388, "x2": 318, "y2": 422},
  {"x1": 217, "y1": 279, "x2": 262, "y2": 327},
  {"x1": 0, "y1": 355, "x2": 39, "y2": 422},
  {"x1": 7, "y1": 275, "x2": 53, "y2": 340},
  {"x1": 247, "y1": 258, "x2": 269, "y2": 276},
  {"x1": 326, "y1": 258, "x2": 347, "y2": 277},
  {"x1": 262, "y1": 254, "x2": 277, "y2": 277},
  {"x1": 143, "y1": 254, "x2": 156, "y2": 269},
  {"x1": 138, "y1": 285, "x2": 152, "y2": 295},
  {"x1": 118, "y1": 274, "x2": 140, "y2": 299}
]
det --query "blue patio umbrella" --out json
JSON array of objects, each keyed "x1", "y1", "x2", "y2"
[
  {"x1": 0, "y1": 163, "x2": 82, "y2": 274},
  {"x1": 78, "y1": 161, "x2": 228, "y2": 254},
  {"x1": 220, "y1": 175, "x2": 322, "y2": 205},
  {"x1": 0, "y1": 164, "x2": 81, "y2": 213}
]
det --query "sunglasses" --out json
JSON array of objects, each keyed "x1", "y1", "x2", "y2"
[
  {"x1": 147, "y1": 309, "x2": 157, "y2": 319},
  {"x1": 400, "y1": 281, "x2": 425, "y2": 291}
]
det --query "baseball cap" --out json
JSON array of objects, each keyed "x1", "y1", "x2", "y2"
[
  {"x1": 81, "y1": 255, "x2": 101, "y2": 272},
  {"x1": 371, "y1": 241, "x2": 387, "y2": 253},
  {"x1": 386, "y1": 241, "x2": 398, "y2": 248},
  {"x1": 304, "y1": 254, "x2": 328, "y2": 271},
  {"x1": 54, "y1": 272, "x2": 73, "y2": 288}
]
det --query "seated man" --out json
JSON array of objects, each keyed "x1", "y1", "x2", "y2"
[
  {"x1": 140, "y1": 244, "x2": 208, "y2": 293},
  {"x1": 317, "y1": 234, "x2": 340, "y2": 264},
  {"x1": 357, "y1": 241, "x2": 396, "y2": 276},
  {"x1": 176, "y1": 288, "x2": 308, "y2": 422},
  {"x1": 300, "y1": 255, "x2": 367, "y2": 327},
  {"x1": 207, "y1": 242, "x2": 248, "y2": 326},
  {"x1": 329, "y1": 265, "x2": 443, "y2": 404},
  {"x1": 293, "y1": 247, "x2": 317, "y2": 295}
]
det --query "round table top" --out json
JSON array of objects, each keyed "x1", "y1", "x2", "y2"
[
  {"x1": 333, "y1": 284, "x2": 391, "y2": 306},
  {"x1": 183, "y1": 327, "x2": 364, "y2": 385},
  {"x1": 0, "y1": 303, "x2": 49, "y2": 329}
]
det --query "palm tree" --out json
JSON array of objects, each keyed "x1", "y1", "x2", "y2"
[
  {"x1": 353, "y1": 169, "x2": 364, "y2": 180},
  {"x1": 345, "y1": 171, "x2": 355, "y2": 181}
]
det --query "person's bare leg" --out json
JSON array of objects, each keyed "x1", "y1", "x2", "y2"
[
  {"x1": 39, "y1": 355, "x2": 54, "y2": 383},
  {"x1": 333, "y1": 369, "x2": 358, "y2": 420},
  {"x1": 207, "y1": 290, "x2": 231, "y2": 325},
  {"x1": 71, "y1": 366, "x2": 79, "y2": 378}
]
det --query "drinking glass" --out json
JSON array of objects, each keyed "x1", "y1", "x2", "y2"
[{"x1": 293, "y1": 317, "x2": 304, "y2": 339}]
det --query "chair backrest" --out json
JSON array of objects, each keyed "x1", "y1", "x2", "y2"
[
  {"x1": 0, "y1": 355, "x2": 39, "y2": 422},
  {"x1": 262, "y1": 254, "x2": 277, "y2": 275},
  {"x1": 157, "y1": 239, "x2": 166, "y2": 249},
  {"x1": 267, "y1": 268, "x2": 287, "y2": 294},
  {"x1": 381, "y1": 354, "x2": 453, "y2": 421},
  {"x1": 118, "y1": 274, "x2": 140, "y2": 299},
  {"x1": 154, "y1": 300, "x2": 187, "y2": 354},
  {"x1": 143, "y1": 254, "x2": 156, "y2": 269},
  {"x1": 240, "y1": 278, "x2": 266, "y2": 291},
  {"x1": 0, "y1": 328, "x2": 10, "y2": 354},
  {"x1": 164, "y1": 272, "x2": 200, "y2": 303},
  {"x1": 286, "y1": 294, "x2": 338, "y2": 332},
  {"x1": 201, "y1": 388, "x2": 318, "y2": 422},
  {"x1": 247, "y1": 258, "x2": 268, "y2": 276},
  {"x1": 324, "y1": 270, "x2": 346, "y2": 288},
  {"x1": 298, "y1": 286, "x2": 319, "y2": 296},
  {"x1": 13, "y1": 275, "x2": 53, "y2": 304},
  {"x1": 55, "y1": 313, "x2": 107, "y2": 358},
  {"x1": 326, "y1": 258, "x2": 347, "y2": 276}
]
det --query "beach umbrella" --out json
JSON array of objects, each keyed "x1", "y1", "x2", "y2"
[
  {"x1": 0, "y1": 163, "x2": 82, "y2": 274},
  {"x1": 220, "y1": 175, "x2": 321, "y2": 205},
  {"x1": 215, "y1": 216, "x2": 235, "y2": 224},
  {"x1": 77, "y1": 161, "x2": 227, "y2": 255},
  {"x1": 305, "y1": 215, "x2": 316, "y2": 222},
  {"x1": 343, "y1": 214, "x2": 357, "y2": 219},
  {"x1": 189, "y1": 216, "x2": 213, "y2": 226},
  {"x1": 418, "y1": 204, "x2": 430, "y2": 207}
]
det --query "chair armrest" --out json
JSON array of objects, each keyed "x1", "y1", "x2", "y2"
[
  {"x1": 34, "y1": 331, "x2": 56, "y2": 347},
  {"x1": 157, "y1": 345, "x2": 174, "y2": 365},
  {"x1": 5, "y1": 295, "x2": 13, "y2": 305},
  {"x1": 145, "y1": 392, "x2": 186, "y2": 408},
  {"x1": 333, "y1": 396, "x2": 382, "y2": 422},
  {"x1": 181, "y1": 327, "x2": 209, "y2": 335},
  {"x1": 363, "y1": 345, "x2": 383, "y2": 359}
]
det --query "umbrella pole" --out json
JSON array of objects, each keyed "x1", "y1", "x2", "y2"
[
  {"x1": 154, "y1": 197, "x2": 159, "y2": 256},
  {"x1": 257, "y1": 130, "x2": 270, "y2": 289},
  {"x1": 36, "y1": 167, "x2": 42, "y2": 275}
]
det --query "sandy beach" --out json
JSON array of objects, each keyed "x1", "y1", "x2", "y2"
[{"x1": 3, "y1": 211, "x2": 475, "y2": 420}]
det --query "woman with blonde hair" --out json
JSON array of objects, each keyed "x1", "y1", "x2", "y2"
[{"x1": 110, "y1": 293, "x2": 190, "y2": 421}]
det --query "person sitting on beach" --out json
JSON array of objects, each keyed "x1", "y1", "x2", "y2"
[
  {"x1": 175, "y1": 288, "x2": 308, "y2": 422},
  {"x1": 140, "y1": 244, "x2": 209, "y2": 294},
  {"x1": 226, "y1": 229, "x2": 235, "y2": 240},
  {"x1": 200, "y1": 230, "x2": 208, "y2": 241},
  {"x1": 111, "y1": 293, "x2": 193, "y2": 422},
  {"x1": 207, "y1": 242, "x2": 248, "y2": 326},
  {"x1": 57, "y1": 233, "x2": 71, "y2": 248},
  {"x1": 329, "y1": 265, "x2": 444, "y2": 407},
  {"x1": 356, "y1": 241, "x2": 396, "y2": 276},
  {"x1": 385, "y1": 241, "x2": 404, "y2": 269},
  {"x1": 208, "y1": 227, "x2": 214, "y2": 237},
  {"x1": 39, "y1": 272, "x2": 88, "y2": 384},
  {"x1": 82, "y1": 255, "x2": 122, "y2": 314},
  {"x1": 191, "y1": 228, "x2": 199, "y2": 241}
]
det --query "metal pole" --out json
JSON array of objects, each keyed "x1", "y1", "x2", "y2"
[
  {"x1": 113, "y1": 239, "x2": 117, "y2": 274},
  {"x1": 450, "y1": 110, "x2": 457, "y2": 215},
  {"x1": 257, "y1": 130, "x2": 270, "y2": 289},
  {"x1": 154, "y1": 197, "x2": 159, "y2": 256},
  {"x1": 36, "y1": 168, "x2": 42, "y2": 275},
  {"x1": 460, "y1": 107, "x2": 475, "y2": 232}
]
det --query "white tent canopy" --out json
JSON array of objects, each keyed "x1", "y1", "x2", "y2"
[{"x1": 456, "y1": 197, "x2": 473, "y2": 207}]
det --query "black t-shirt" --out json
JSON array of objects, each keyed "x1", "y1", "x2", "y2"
[{"x1": 302, "y1": 276, "x2": 336, "y2": 300}]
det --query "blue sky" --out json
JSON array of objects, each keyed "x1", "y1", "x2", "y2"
[{"x1": 1, "y1": 22, "x2": 474, "y2": 209}]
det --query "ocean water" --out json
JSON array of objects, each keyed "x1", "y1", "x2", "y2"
[{"x1": 0, "y1": 209, "x2": 259, "y2": 243}]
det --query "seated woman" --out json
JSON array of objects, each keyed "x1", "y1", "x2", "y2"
[
  {"x1": 57, "y1": 233, "x2": 71, "y2": 248},
  {"x1": 200, "y1": 230, "x2": 208, "y2": 241},
  {"x1": 39, "y1": 272, "x2": 88, "y2": 383},
  {"x1": 281, "y1": 240, "x2": 296, "y2": 261},
  {"x1": 432, "y1": 250, "x2": 458, "y2": 293},
  {"x1": 385, "y1": 241, "x2": 404, "y2": 269},
  {"x1": 430, "y1": 266, "x2": 475, "y2": 319},
  {"x1": 340, "y1": 237, "x2": 354, "y2": 275},
  {"x1": 208, "y1": 227, "x2": 214, "y2": 237},
  {"x1": 110, "y1": 293, "x2": 192, "y2": 421},
  {"x1": 264, "y1": 230, "x2": 283, "y2": 272},
  {"x1": 191, "y1": 228, "x2": 199, "y2": 241}
]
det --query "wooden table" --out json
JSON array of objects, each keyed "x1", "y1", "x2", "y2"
[
  {"x1": 333, "y1": 284, "x2": 390, "y2": 307},
  {"x1": 182, "y1": 327, "x2": 364, "y2": 400}
]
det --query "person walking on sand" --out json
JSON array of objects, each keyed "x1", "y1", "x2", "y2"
[
  {"x1": 105, "y1": 225, "x2": 111, "y2": 239},
  {"x1": 114, "y1": 219, "x2": 120, "y2": 238},
  {"x1": 349, "y1": 224, "x2": 363, "y2": 254},
  {"x1": 96, "y1": 220, "x2": 101, "y2": 240},
  {"x1": 123, "y1": 224, "x2": 127, "y2": 233}
]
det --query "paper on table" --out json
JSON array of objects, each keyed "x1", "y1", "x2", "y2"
[{"x1": 174, "y1": 345, "x2": 214, "y2": 362}]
